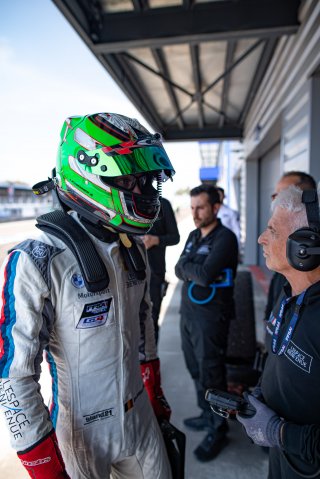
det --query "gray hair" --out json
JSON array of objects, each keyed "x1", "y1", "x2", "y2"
[{"x1": 271, "y1": 185, "x2": 320, "y2": 233}]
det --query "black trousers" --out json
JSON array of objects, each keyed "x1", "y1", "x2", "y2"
[{"x1": 180, "y1": 307, "x2": 230, "y2": 414}]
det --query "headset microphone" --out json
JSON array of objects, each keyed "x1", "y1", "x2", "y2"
[{"x1": 286, "y1": 189, "x2": 320, "y2": 271}]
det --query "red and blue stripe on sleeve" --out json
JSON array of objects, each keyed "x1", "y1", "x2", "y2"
[{"x1": 0, "y1": 251, "x2": 21, "y2": 377}]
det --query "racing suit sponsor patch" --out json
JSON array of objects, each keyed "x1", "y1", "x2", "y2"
[
  {"x1": 32, "y1": 244, "x2": 48, "y2": 259},
  {"x1": 21, "y1": 457, "x2": 51, "y2": 467},
  {"x1": 0, "y1": 379, "x2": 30, "y2": 441},
  {"x1": 71, "y1": 273, "x2": 85, "y2": 289},
  {"x1": 77, "y1": 289, "x2": 110, "y2": 299},
  {"x1": 126, "y1": 272, "x2": 144, "y2": 288},
  {"x1": 76, "y1": 298, "x2": 113, "y2": 329},
  {"x1": 83, "y1": 407, "x2": 115, "y2": 425},
  {"x1": 285, "y1": 340, "x2": 313, "y2": 373}
]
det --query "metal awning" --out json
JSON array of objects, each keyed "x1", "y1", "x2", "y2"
[{"x1": 52, "y1": 0, "x2": 301, "y2": 141}]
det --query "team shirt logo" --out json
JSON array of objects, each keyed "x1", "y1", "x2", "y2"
[
  {"x1": 196, "y1": 245, "x2": 210, "y2": 255},
  {"x1": 285, "y1": 341, "x2": 313, "y2": 373}
]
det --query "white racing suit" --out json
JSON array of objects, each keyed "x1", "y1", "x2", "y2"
[{"x1": 0, "y1": 219, "x2": 171, "y2": 478}]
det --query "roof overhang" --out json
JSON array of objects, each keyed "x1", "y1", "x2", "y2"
[{"x1": 52, "y1": 0, "x2": 301, "y2": 141}]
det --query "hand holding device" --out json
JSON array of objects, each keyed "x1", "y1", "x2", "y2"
[
  {"x1": 236, "y1": 393, "x2": 284, "y2": 448},
  {"x1": 205, "y1": 388, "x2": 256, "y2": 419}
]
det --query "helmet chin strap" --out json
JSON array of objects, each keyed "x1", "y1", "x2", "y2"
[
  {"x1": 101, "y1": 226, "x2": 132, "y2": 248},
  {"x1": 102, "y1": 224, "x2": 118, "y2": 234},
  {"x1": 119, "y1": 233, "x2": 132, "y2": 248},
  {"x1": 98, "y1": 222, "x2": 145, "y2": 278}
]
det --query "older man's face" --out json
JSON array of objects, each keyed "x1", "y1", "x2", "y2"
[{"x1": 258, "y1": 206, "x2": 293, "y2": 273}]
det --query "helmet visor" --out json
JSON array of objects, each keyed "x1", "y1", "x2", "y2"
[
  {"x1": 102, "y1": 173, "x2": 156, "y2": 192},
  {"x1": 78, "y1": 145, "x2": 175, "y2": 180}
]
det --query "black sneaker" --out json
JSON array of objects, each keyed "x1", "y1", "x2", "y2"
[
  {"x1": 183, "y1": 413, "x2": 211, "y2": 431},
  {"x1": 194, "y1": 430, "x2": 228, "y2": 462}
]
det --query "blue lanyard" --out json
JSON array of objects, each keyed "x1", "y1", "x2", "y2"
[{"x1": 271, "y1": 290, "x2": 306, "y2": 355}]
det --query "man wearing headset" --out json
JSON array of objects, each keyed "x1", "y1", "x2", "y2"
[
  {"x1": 237, "y1": 185, "x2": 320, "y2": 479},
  {"x1": 175, "y1": 184, "x2": 238, "y2": 462},
  {"x1": 0, "y1": 113, "x2": 174, "y2": 479},
  {"x1": 264, "y1": 171, "x2": 317, "y2": 324}
]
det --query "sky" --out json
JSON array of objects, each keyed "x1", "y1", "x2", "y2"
[{"x1": 0, "y1": 0, "x2": 202, "y2": 204}]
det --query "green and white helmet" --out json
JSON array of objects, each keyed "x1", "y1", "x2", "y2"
[{"x1": 54, "y1": 112, "x2": 175, "y2": 234}]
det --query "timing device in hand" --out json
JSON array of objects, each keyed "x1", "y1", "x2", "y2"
[{"x1": 205, "y1": 388, "x2": 256, "y2": 419}]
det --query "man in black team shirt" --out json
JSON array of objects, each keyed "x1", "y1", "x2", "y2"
[
  {"x1": 237, "y1": 185, "x2": 320, "y2": 479},
  {"x1": 264, "y1": 171, "x2": 317, "y2": 323},
  {"x1": 175, "y1": 184, "x2": 238, "y2": 461}
]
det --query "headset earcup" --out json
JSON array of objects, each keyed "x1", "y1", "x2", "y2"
[{"x1": 287, "y1": 228, "x2": 320, "y2": 271}]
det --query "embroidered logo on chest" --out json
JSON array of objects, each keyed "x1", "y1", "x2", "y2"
[
  {"x1": 76, "y1": 298, "x2": 113, "y2": 329},
  {"x1": 285, "y1": 340, "x2": 313, "y2": 373},
  {"x1": 71, "y1": 273, "x2": 85, "y2": 289},
  {"x1": 83, "y1": 407, "x2": 115, "y2": 425},
  {"x1": 196, "y1": 245, "x2": 210, "y2": 255}
]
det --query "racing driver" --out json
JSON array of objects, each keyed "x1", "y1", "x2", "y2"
[{"x1": 0, "y1": 112, "x2": 175, "y2": 478}]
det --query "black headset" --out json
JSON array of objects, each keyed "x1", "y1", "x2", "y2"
[{"x1": 287, "y1": 189, "x2": 320, "y2": 271}]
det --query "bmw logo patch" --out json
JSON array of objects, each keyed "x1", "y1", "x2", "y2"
[{"x1": 72, "y1": 273, "x2": 85, "y2": 289}]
